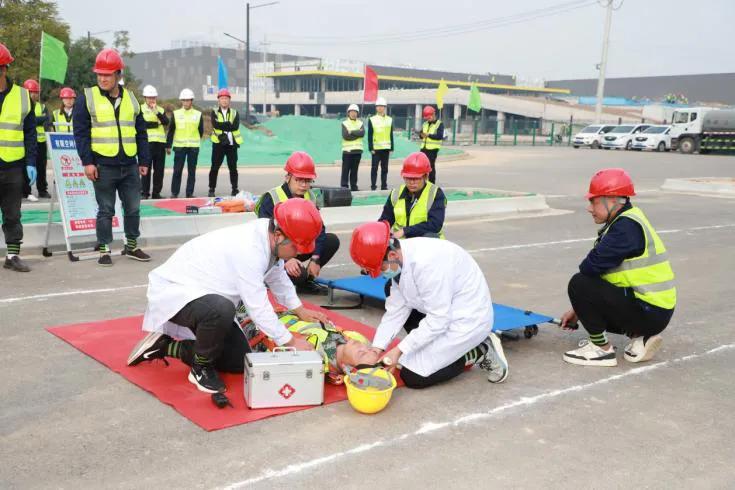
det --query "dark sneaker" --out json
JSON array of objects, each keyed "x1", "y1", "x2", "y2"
[
  {"x1": 479, "y1": 332, "x2": 509, "y2": 383},
  {"x1": 208, "y1": 190, "x2": 216, "y2": 197},
  {"x1": 98, "y1": 253, "x2": 113, "y2": 267},
  {"x1": 185, "y1": 194, "x2": 194, "y2": 198},
  {"x1": 125, "y1": 247, "x2": 151, "y2": 262},
  {"x1": 188, "y1": 362, "x2": 225, "y2": 393},
  {"x1": 3, "y1": 256, "x2": 31, "y2": 272},
  {"x1": 38, "y1": 191, "x2": 52, "y2": 199},
  {"x1": 297, "y1": 280, "x2": 328, "y2": 295},
  {"x1": 152, "y1": 194, "x2": 162, "y2": 199},
  {"x1": 381, "y1": 186, "x2": 388, "y2": 191},
  {"x1": 127, "y1": 331, "x2": 172, "y2": 366},
  {"x1": 170, "y1": 194, "x2": 179, "y2": 199},
  {"x1": 231, "y1": 189, "x2": 239, "y2": 196},
  {"x1": 371, "y1": 186, "x2": 377, "y2": 191}
]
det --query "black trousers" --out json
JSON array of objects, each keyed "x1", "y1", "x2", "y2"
[
  {"x1": 398, "y1": 309, "x2": 468, "y2": 389},
  {"x1": 169, "y1": 294, "x2": 245, "y2": 366},
  {"x1": 23, "y1": 142, "x2": 48, "y2": 195},
  {"x1": 291, "y1": 233, "x2": 340, "y2": 285},
  {"x1": 171, "y1": 148, "x2": 198, "y2": 197},
  {"x1": 420, "y1": 148, "x2": 439, "y2": 184},
  {"x1": 141, "y1": 142, "x2": 166, "y2": 197},
  {"x1": 370, "y1": 150, "x2": 390, "y2": 190},
  {"x1": 568, "y1": 272, "x2": 672, "y2": 339},
  {"x1": 209, "y1": 143, "x2": 239, "y2": 192},
  {"x1": 340, "y1": 151, "x2": 362, "y2": 190},
  {"x1": 175, "y1": 322, "x2": 251, "y2": 373},
  {"x1": 0, "y1": 166, "x2": 24, "y2": 246}
]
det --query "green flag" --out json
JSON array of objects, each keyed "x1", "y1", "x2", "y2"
[
  {"x1": 436, "y1": 79, "x2": 448, "y2": 110},
  {"x1": 468, "y1": 83, "x2": 482, "y2": 113},
  {"x1": 39, "y1": 32, "x2": 68, "y2": 83}
]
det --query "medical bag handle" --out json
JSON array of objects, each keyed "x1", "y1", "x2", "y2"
[{"x1": 272, "y1": 346, "x2": 298, "y2": 356}]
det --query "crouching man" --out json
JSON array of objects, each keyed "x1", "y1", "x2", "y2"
[
  {"x1": 349, "y1": 221, "x2": 509, "y2": 388},
  {"x1": 128, "y1": 198, "x2": 328, "y2": 394}
]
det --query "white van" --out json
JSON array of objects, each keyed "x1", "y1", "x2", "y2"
[{"x1": 572, "y1": 124, "x2": 616, "y2": 149}]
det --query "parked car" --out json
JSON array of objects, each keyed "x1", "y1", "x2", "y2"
[
  {"x1": 572, "y1": 124, "x2": 616, "y2": 149},
  {"x1": 631, "y1": 125, "x2": 672, "y2": 152},
  {"x1": 601, "y1": 124, "x2": 651, "y2": 150}
]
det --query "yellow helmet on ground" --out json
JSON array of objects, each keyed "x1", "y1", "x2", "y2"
[{"x1": 344, "y1": 367, "x2": 397, "y2": 414}]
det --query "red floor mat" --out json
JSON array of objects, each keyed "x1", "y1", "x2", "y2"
[
  {"x1": 47, "y1": 303, "x2": 390, "y2": 431},
  {"x1": 150, "y1": 198, "x2": 209, "y2": 214}
]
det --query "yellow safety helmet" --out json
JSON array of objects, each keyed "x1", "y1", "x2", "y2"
[{"x1": 344, "y1": 367, "x2": 397, "y2": 414}]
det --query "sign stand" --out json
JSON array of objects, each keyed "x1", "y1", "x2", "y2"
[{"x1": 42, "y1": 132, "x2": 123, "y2": 261}]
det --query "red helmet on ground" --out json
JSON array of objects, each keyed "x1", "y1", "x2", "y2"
[
  {"x1": 586, "y1": 168, "x2": 636, "y2": 200},
  {"x1": 93, "y1": 48, "x2": 124, "y2": 74},
  {"x1": 217, "y1": 88, "x2": 231, "y2": 98},
  {"x1": 59, "y1": 87, "x2": 76, "y2": 98},
  {"x1": 350, "y1": 221, "x2": 391, "y2": 278},
  {"x1": 0, "y1": 43, "x2": 14, "y2": 66},
  {"x1": 284, "y1": 151, "x2": 317, "y2": 179},
  {"x1": 23, "y1": 79, "x2": 40, "y2": 93},
  {"x1": 273, "y1": 198, "x2": 323, "y2": 254},
  {"x1": 401, "y1": 152, "x2": 432, "y2": 178},
  {"x1": 422, "y1": 105, "x2": 436, "y2": 120}
]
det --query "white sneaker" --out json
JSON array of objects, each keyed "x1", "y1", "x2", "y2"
[
  {"x1": 563, "y1": 339, "x2": 617, "y2": 367},
  {"x1": 624, "y1": 335, "x2": 663, "y2": 363},
  {"x1": 479, "y1": 332, "x2": 509, "y2": 383},
  {"x1": 26, "y1": 194, "x2": 39, "y2": 202}
]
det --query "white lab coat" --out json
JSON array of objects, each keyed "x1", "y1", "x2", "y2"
[
  {"x1": 372, "y1": 238, "x2": 493, "y2": 377},
  {"x1": 141, "y1": 219, "x2": 300, "y2": 346}
]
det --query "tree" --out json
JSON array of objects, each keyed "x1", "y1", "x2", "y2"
[
  {"x1": 0, "y1": 0, "x2": 70, "y2": 94},
  {"x1": 65, "y1": 36, "x2": 106, "y2": 95},
  {"x1": 113, "y1": 30, "x2": 142, "y2": 97}
]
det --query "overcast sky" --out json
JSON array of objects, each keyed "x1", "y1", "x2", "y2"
[{"x1": 55, "y1": 0, "x2": 735, "y2": 82}]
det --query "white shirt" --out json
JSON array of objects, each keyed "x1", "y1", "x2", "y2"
[
  {"x1": 141, "y1": 219, "x2": 301, "y2": 345},
  {"x1": 218, "y1": 107, "x2": 233, "y2": 145}
]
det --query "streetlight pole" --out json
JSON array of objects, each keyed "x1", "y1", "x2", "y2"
[
  {"x1": 245, "y1": 1, "x2": 279, "y2": 122},
  {"x1": 594, "y1": 0, "x2": 615, "y2": 123}
]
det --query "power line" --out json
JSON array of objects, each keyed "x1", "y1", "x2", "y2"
[{"x1": 268, "y1": 0, "x2": 598, "y2": 47}]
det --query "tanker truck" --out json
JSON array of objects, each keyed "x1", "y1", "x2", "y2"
[{"x1": 670, "y1": 107, "x2": 735, "y2": 154}]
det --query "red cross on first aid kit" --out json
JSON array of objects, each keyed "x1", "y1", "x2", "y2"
[{"x1": 244, "y1": 348, "x2": 324, "y2": 409}]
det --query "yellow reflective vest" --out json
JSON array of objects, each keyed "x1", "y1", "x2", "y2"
[
  {"x1": 141, "y1": 104, "x2": 166, "y2": 144},
  {"x1": 172, "y1": 108, "x2": 202, "y2": 148},
  {"x1": 34, "y1": 102, "x2": 46, "y2": 143},
  {"x1": 52, "y1": 108, "x2": 73, "y2": 133},
  {"x1": 599, "y1": 206, "x2": 676, "y2": 310},
  {"x1": 390, "y1": 182, "x2": 445, "y2": 239},
  {"x1": 210, "y1": 107, "x2": 243, "y2": 145},
  {"x1": 369, "y1": 114, "x2": 392, "y2": 150},
  {"x1": 84, "y1": 86, "x2": 140, "y2": 158},
  {"x1": 254, "y1": 185, "x2": 315, "y2": 216},
  {"x1": 422, "y1": 120, "x2": 442, "y2": 150},
  {"x1": 341, "y1": 118, "x2": 364, "y2": 152},
  {"x1": 0, "y1": 84, "x2": 31, "y2": 163}
]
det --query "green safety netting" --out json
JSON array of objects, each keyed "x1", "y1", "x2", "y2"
[{"x1": 164, "y1": 115, "x2": 461, "y2": 167}]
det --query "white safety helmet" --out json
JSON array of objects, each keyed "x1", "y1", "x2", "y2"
[
  {"x1": 347, "y1": 103, "x2": 360, "y2": 113},
  {"x1": 375, "y1": 97, "x2": 387, "y2": 107},
  {"x1": 179, "y1": 88, "x2": 195, "y2": 100},
  {"x1": 142, "y1": 85, "x2": 158, "y2": 97}
]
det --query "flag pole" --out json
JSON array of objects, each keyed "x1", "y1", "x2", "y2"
[{"x1": 38, "y1": 31, "x2": 44, "y2": 91}]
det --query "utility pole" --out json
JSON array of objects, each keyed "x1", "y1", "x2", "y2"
[
  {"x1": 594, "y1": 0, "x2": 614, "y2": 123},
  {"x1": 262, "y1": 35, "x2": 269, "y2": 114},
  {"x1": 245, "y1": 1, "x2": 279, "y2": 122}
]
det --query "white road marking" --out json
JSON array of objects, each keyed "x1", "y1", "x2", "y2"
[
  {"x1": 222, "y1": 343, "x2": 735, "y2": 489},
  {"x1": 0, "y1": 284, "x2": 147, "y2": 304}
]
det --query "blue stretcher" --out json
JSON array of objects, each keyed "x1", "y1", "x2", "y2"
[{"x1": 315, "y1": 275, "x2": 556, "y2": 340}]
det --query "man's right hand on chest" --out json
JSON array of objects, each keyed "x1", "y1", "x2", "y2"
[{"x1": 283, "y1": 333, "x2": 314, "y2": 351}]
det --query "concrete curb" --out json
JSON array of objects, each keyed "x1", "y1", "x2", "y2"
[
  {"x1": 16, "y1": 189, "x2": 549, "y2": 252},
  {"x1": 661, "y1": 178, "x2": 735, "y2": 197}
]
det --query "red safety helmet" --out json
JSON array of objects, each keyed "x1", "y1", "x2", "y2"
[
  {"x1": 586, "y1": 168, "x2": 636, "y2": 200},
  {"x1": 217, "y1": 88, "x2": 231, "y2": 98},
  {"x1": 284, "y1": 151, "x2": 317, "y2": 179},
  {"x1": 0, "y1": 42, "x2": 14, "y2": 66},
  {"x1": 273, "y1": 198, "x2": 323, "y2": 254},
  {"x1": 23, "y1": 79, "x2": 40, "y2": 93},
  {"x1": 59, "y1": 87, "x2": 76, "y2": 98},
  {"x1": 93, "y1": 48, "x2": 124, "y2": 74},
  {"x1": 422, "y1": 105, "x2": 436, "y2": 120},
  {"x1": 401, "y1": 152, "x2": 431, "y2": 178},
  {"x1": 350, "y1": 221, "x2": 391, "y2": 278}
]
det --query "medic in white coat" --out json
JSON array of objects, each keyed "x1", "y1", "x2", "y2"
[
  {"x1": 349, "y1": 221, "x2": 509, "y2": 388},
  {"x1": 136, "y1": 198, "x2": 328, "y2": 394}
]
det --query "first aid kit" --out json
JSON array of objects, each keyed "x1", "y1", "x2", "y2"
[{"x1": 243, "y1": 347, "x2": 325, "y2": 409}]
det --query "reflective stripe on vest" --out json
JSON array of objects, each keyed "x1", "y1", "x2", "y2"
[
  {"x1": 390, "y1": 182, "x2": 445, "y2": 239},
  {"x1": 341, "y1": 118, "x2": 364, "y2": 152},
  {"x1": 141, "y1": 104, "x2": 166, "y2": 143},
  {"x1": 210, "y1": 108, "x2": 244, "y2": 145},
  {"x1": 369, "y1": 114, "x2": 392, "y2": 150},
  {"x1": 422, "y1": 120, "x2": 442, "y2": 150},
  {"x1": 84, "y1": 86, "x2": 140, "y2": 157},
  {"x1": 34, "y1": 102, "x2": 46, "y2": 142},
  {"x1": 0, "y1": 85, "x2": 30, "y2": 162},
  {"x1": 52, "y1": 109, "x2": 73, "y2": 133},
  {"x1": 599, "y1": 206, "x2": 676, "y2": 309},
  {"x1": 173, "y1": 108, "x2": 202, "y2": 148},
  {"x1": 254, "y1": 185, "x2": 315, "y2": 215}
]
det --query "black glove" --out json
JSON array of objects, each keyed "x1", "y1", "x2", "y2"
[{"x1": 218, "y1": 133, "x2": 228, "y2": 144}]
